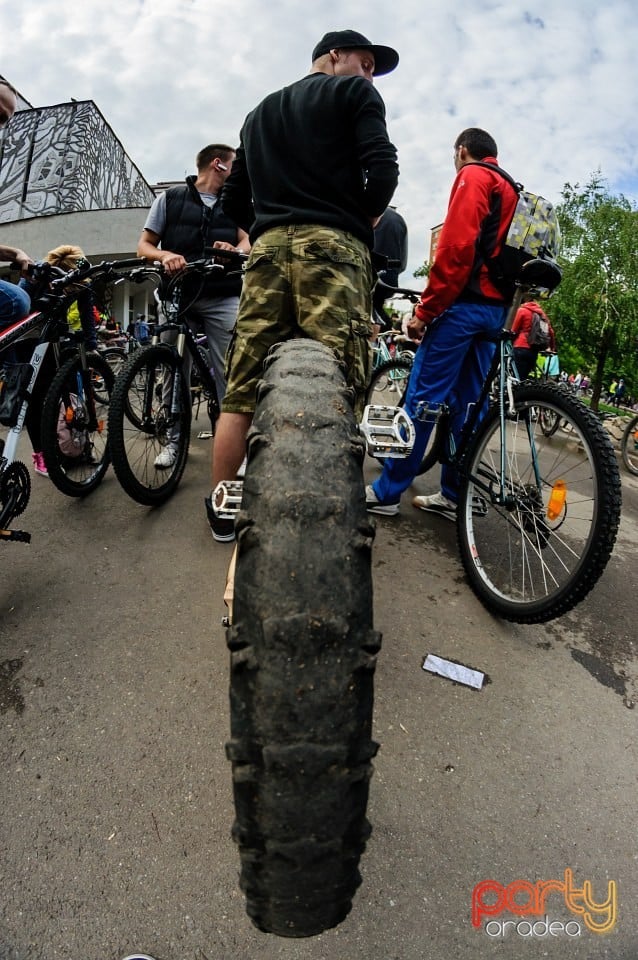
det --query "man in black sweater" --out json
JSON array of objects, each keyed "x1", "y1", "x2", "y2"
[{"x1": 207, "y1": 29, "x2": 399, "y2": 541}]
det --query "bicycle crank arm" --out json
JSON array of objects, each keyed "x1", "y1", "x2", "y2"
[
  {"x1": 359, "y1": 404, "x2": 416, "y2": 458},
  {"x1": 0, "y1": 527, "x2": 31, "y2": 543},
  {"x1": 211, "y1": 480, "x2": 243, "y2": 519}
]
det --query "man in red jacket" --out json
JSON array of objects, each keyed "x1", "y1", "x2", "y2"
[{"x1": 367, "y1": 127, "x2": 518, "y2": 520}]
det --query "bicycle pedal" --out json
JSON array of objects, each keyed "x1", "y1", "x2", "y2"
[
  {"x1": 359, "y1": 404, "x2": 415, "y2": 458},
  {"x1": 0, "y1": 528, "x2": 31, "y2": 543},
  {"x1": 414, "y1": 400, "x2": 448, "y2": 424},
  {"x1": 212, "y1": 480, "x2": 243, "y2": 519}
]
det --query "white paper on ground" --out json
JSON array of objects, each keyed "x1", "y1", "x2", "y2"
[{"x1": 422, "y1": 654, "x2": 485, "y2": 690}]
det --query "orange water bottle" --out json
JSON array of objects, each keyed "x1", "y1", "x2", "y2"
[{"x1": 547, "y1": 479, "x2": 566, "y2": 521}]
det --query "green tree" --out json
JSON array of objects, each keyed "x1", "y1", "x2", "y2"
[{"x1": 549, "y1": 174, "x2": 638, "y2": 409}]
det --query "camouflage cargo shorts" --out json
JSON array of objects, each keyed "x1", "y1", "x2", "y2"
[{"x1": 222, "y1": 224, "x2": 374, "y2": 416}]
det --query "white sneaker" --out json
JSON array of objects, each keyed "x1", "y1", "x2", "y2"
[
  {"x1": 412, "y1": 491, "x2": 457, "y2": 520},
  {"x1": 413, "y1": 491, "x2": 488, "y2": 521},
  {"x1": 365, "y1": 484, "x2": 400, "y2": 516},
  {"x1": 154, "y1": 444, "x2": 177, "y2": 469}
]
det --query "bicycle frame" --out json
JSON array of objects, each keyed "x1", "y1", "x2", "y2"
[
  {"x1": 147, "y1": 318, "x2": 219, "y2": 425},
  {"x1": 1, "y1": 339, "x2": 53, "y2": 466},
  {"x1": 0, "y1": 305, "x2": 71, "y2": 450}
]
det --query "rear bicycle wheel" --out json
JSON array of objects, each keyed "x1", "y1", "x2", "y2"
[
  {"x1": 41, "y1": 354, "x2": 113, "y2": 497},
  {"x1": 108, "y1": 345, "x2": 191, "y2": 505},
  {"x1": 621, "y1": 414, "x2": 638, "y2": 476},
  {"x1": 100, "y1": 347, "x2": 128, "y2": 383},
  {"x1": 365, "y1": 357, "x2": 412, "y2": 407},
  {"x1": 539, "y1": 405, "x2": 561, "y2": 437},
  {"x1": 228, "y1": 339, "x2": 380, "y2": 938},
  {"x1": 457, "y1": 382, "x2": 622, "y2": 623}
]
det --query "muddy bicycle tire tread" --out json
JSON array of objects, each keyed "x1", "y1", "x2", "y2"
[{"x1": 227, "y1": 339, "x2": 380, "y2": 938}]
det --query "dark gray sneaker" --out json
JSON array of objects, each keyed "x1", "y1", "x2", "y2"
[{"x1": 205, "y1": 495, "x2": 236, "y2": 542}]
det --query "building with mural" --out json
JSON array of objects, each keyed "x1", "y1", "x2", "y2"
[{"x1": 0, "y1": 76, "x2": 157, "y2": 326}]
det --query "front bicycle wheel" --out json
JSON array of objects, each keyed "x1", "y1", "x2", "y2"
[
  {"x1": 108, "y1": 345, "x2": 191, "y2": 505},
  {"x1": 621, "y1": 414, "x2": 638, "y2": 476},
  {"x1": 228, "y1": 339, "x2": 380, "y2": 938},
  {"x1": 457, "y1": 382, "x2": 621, "y2": 623},
  {"x1": 41, "y1": 354, "x2": 113, "y2": 497}
]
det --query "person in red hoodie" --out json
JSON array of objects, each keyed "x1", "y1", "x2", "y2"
[
  {"x1": 367, "y1": 127, "x2": 518, "y2": 520},
  {"x1": 511, "y1": 296, "x2": 556, "y2": 380}
]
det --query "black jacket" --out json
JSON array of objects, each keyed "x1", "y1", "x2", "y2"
[{"x1": 222, "y1": 73, "x2": 398, "y2": 249}]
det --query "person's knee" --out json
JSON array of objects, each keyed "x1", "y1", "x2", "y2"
[{"x1": 0, "y1": 282, "x2": 30, "y2": 324}]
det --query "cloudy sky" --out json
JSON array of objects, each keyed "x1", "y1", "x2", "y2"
[{"x1": 3, "y1": 0, "x2": 637, "y2": 279}]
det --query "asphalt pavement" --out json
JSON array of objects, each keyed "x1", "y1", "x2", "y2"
[{"x1": 1, "y1": 427, "x2": 636, "y2": 960}]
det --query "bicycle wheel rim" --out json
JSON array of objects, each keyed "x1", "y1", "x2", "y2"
[{"x1": 458, "y1": 384, "x2": 621, "y2": 623}]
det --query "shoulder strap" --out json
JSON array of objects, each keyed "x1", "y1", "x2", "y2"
[{"x1": 465, "y1": 161, "x2": 523, "y2": 194}]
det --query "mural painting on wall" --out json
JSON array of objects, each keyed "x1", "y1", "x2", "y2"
[{"x1": 0, "y1": 101, "x2": 154, "y2": 223}]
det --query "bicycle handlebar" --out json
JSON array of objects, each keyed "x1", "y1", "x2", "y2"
[
  {"x1": 47, "y1": 257, "x2": 148, "y2": 291},
  {"x1": 150, "y1": 252, "x2": 248, "y2": 273}
]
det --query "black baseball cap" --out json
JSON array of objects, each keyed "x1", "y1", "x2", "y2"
[{"x1": 311, "y1": 30, "x2": 399, "y2": 76}]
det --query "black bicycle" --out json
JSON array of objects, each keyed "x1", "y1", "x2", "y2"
[
  {"x1": 0, "y1": 258, "x2": 143, "y2": 540},
  {"x1": 107, "y1": 254, "x2": 245, "y2": 506}
]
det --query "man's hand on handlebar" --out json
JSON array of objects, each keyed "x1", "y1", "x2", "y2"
[
  {"x1": 14, "y1": 251, "x2": 34, "y2": 276},
  {"x1": 158, "y1": 250, "x2": 188, "y2": 275},
  {"x1": 212, "y1": 240, "x2": 240, "y2": 253}
]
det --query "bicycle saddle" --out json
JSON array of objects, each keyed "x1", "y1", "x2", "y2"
[{"x1": 520, "y1": 258, "x2": 562, "y2": 291}]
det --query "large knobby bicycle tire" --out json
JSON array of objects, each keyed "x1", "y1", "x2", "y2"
[
  {"x1": 457, "y1": 382, "x2": 622, "y2": 623},
  {"x1": 108, "y1": 345, "x2": 191, "y2": 505},
  {"x1": 41, "y1": 354, "x2": 113, "y2": 497},
  {"x1": 227, "y1": 339, "x2": 380, "y2": 938},
  {"x1": 621, "y1": 414, "x2": 638, "y2": 476}
]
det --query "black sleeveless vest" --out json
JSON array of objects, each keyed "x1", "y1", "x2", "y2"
[{"x1": 163, "y1": 176, "x2": 241, "y2": 297}]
